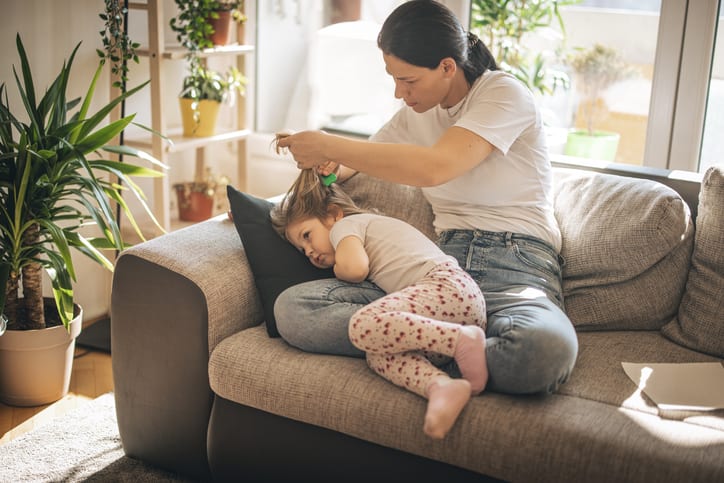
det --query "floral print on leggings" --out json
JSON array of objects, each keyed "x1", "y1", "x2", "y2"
[{"x1": 348, "y1": 261, "x2": 486, "y2": 397}]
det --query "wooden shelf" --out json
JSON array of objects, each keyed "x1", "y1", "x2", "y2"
[
  {"x1": 136, "y1": 43, "x2": 255, "y2": 60},
  {"x1": 125, "y1": 128, "x2": 251, "y2": 153},
  {"x1": 118, "y1": 0, "x2": 254, "y2": 232}
]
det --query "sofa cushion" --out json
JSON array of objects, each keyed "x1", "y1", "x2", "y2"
[
  {"x1": 341, "y1": 173, "x2": 437, "y2": 241},
  {"x1": 554, "y1": 169, "x2": 694, "y2": 330},
  {"x1": 662, "y1": 165, "x2": 724, "y2": 357},
  {"x1": 227, "y1": 185, "x2": 334, "y2": 337},
  {"x1": 209, "y1": 326, "x2": 724, "y2": 482}
]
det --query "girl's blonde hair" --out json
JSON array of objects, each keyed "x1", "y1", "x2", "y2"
[{"x1": 270, "y1": 166, "x2": 366, "y2": 240}]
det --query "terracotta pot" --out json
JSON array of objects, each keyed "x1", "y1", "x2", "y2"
[
  {"x1": 174, "y1": 183, "x2": 214, "y2": 222},
  {"x1": 0, "y1": 300, "x2": 82, "y2": 407},
  {"x1": 179, "y1": 98, "x2": 221, "y2": 137},
  {"x1": 208, "y1": 9, "x2": 232, "y2": 46}
]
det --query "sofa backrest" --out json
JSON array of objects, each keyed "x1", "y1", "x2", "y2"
[{"x1": 341, "y1": 166, "x2": 696, "y2": 332}]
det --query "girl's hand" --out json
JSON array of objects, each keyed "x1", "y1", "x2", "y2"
[{"x1": 276, "y1": 130, "x2": 331, "y2": 169}]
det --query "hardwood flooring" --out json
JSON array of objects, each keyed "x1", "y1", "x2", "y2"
[{"x1": 0, "y1": 346, "x2": 113, "y2": 446}]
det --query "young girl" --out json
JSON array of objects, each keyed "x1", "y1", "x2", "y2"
[{"x1": 270, "y1": 168, "x2": 488, "y2": 439}]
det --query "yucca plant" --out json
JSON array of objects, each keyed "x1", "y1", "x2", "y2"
[{"x1": 0, "y1": 34, "x2": 165, "y2": 332}]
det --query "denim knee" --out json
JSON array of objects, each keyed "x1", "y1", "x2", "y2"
[{"x1": 486, "y1": 302, "x2": 578, "y2": 395}]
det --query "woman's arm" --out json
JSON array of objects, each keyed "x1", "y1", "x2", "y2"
[
  {"x1": 277, "y1": 127, "x2": 493, "y2": 187},
  {"x1": 333, "y1": 235, "x2": 369, "y2": 283}
]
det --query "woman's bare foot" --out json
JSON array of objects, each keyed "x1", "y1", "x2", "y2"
[
  {"x1": 424, "y1": 377, "x2": 471, "y2": 439},
  {"x1": 455, "y1": 325, "x2": 488, "y2": 395}
]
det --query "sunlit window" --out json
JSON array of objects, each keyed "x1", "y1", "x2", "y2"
[
  {"x1": 700, "y1": 9, "x2": 724, "y2": 173},
  {"x1": 256, "y1": 0, "x2": 720, "y2": 174}
]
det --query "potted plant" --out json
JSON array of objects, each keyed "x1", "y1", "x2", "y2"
[
  {"x1": 173, "y1": 168, "x2": 230, "y2": 222},
  {"x1": 209, "y1": 1, "x2": 248, "y2": 46},
  {"x1": 170, "y1": 0, "x2": 246, "y2": 49},
  {"x1": 469, "y1": 0, "x2": 582, "y2": 97},
  {"x1": 564, "y1": 43, "x2": 639, "y2": 161},
  {"x1": 179, "y1": 62, "x2": 246, "y2": 137},
  {"x1": 0, "y1": 35, "x2": 164, "y2": 406}
]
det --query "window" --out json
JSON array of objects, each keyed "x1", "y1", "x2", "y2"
[
  {"x1": 699, "y1": 2, "x2": 723, "y2": 173},
  {"x1": 256, "y1": 0, "x2": 721, "y2": 174},
  {"x1": 510, "y1": 0, "x2": 720, "y2": 174}
]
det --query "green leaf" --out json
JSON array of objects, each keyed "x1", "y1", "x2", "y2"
[
  {"x1": 45, "y1": 264, "x2": 74, "y2": 329},
  {"x1": 0, "y1": 263, "x2": 9, "y2": 317}
]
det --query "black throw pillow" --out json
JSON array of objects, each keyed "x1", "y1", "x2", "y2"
[{"x1": 227, "y1": 185, "x2": 334, "y2": 337}]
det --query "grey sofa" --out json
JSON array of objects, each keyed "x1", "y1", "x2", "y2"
[{"x1": 111, "y1": 162, "x2": 724, "y2": 482}]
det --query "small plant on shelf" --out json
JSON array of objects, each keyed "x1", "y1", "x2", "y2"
[
  {"x1": 170, "y1": 0, "x2": 246, "y2": 52},
  {"x1": 179, "y1": 61, "x2": 246, "y2": 137}
]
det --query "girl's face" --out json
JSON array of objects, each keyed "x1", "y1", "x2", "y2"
[
  {"x1": 383, "y1": 53, "x2": 452, "y2": 113},
  {"x1": 285, "y1": 214, "x2": 338, "y2": 269}
]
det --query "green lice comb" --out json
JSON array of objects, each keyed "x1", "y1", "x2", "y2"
[{"x1": 321, "y1": 172, "x2": 337, "y2": 186}]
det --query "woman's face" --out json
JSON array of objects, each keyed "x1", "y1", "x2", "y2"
[
  {"x1": 383, "y1": 53, "x2": 450, "y2": 113},
  {"x1": 285, "y1": 214, "x2": 337, "y2": 269}
]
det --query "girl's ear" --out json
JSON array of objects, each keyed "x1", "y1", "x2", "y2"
[{"x1": 329, "y1": 204, "x2": 344, "y2": 221}]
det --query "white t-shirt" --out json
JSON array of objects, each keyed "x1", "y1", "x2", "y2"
[
  {"x1": 370, "y1": 70, "x2": 562, "y2": 252},
  {"x1": 329, "y1": 213, "x2": 456, "y2": 293}
]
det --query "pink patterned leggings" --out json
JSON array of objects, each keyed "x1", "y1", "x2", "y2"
[{"x1": 348, "y1": 261, "x2": 486, "y2": 398}]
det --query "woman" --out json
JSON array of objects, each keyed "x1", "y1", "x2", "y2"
[{"x1": 274, "y1": 0, "x2": 578, "y2": 395}]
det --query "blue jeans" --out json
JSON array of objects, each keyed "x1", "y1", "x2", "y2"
[{"x1": 275, "y1": 230, "x2": 578, "y2": 395}]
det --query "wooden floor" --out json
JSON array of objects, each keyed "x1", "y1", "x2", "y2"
[{"x1": 0, "y1": 346, "x2": 113, "y2": 446}]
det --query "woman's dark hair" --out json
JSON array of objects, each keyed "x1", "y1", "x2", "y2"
[{"x1": 377, "y1": 0, "x2": 497, "y2": 85}]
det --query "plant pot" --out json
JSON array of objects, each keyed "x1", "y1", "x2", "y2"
[
  {"x1": 564, "y1": 130, "x2": 620, "y2": 161},
  {"x1": 174, "y1": 182, "x2": 214, "y2": 222},
  {"x1": 0, "y1": 300, "x2": 82, "y2": 407},
  {"x1": 179, "y1": 98, "x2": 221, "y2": 137},
  {"x1": 208, "y1": 9, "x2": 232, "y2": 45}
]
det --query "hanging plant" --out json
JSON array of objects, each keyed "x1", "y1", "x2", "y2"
[{"x1": 97, "y1": 0, "x2": 141, "y2": 89}]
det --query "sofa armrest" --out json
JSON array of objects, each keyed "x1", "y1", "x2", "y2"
[{"x1": 111, "y1": 215, "x2": 263, "y2": 479}]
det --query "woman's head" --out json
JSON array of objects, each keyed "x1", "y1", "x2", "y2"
[
  {"x1": 377, "y1": 0, "x2": 496, "y2": 87},
  {"x1": 270, "y1": 169, "x2": 365, "y2": 268}
]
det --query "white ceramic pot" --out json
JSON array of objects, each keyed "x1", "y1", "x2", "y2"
[{"x1": 0, "y1": 302, "x2": 83, "y2": 407}]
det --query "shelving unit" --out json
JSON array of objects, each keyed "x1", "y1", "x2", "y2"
[{"x1": 123, "y1": 0, "x2": 255, "y2": 232}]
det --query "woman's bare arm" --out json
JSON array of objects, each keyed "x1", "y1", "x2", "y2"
[{"x1": 277, "y1": 127, "x2": 493, "y2": 187}]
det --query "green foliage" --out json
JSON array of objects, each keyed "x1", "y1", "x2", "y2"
[
  {"x1": 180, "y1": 64, "x2": 246, "y2": 103},
  {"x1": 0, "y1": 35, "x2": 166, "y2": 330},
  {"x1": 170, "y1": 0, "x2": 247, "y2": 125},
  {"x1": 470, "y1": 0, "x2": 581, "y2": 96},
  {"x1": 97, "y1": 0, "x2": 141, "y2": 89},
  {"x1": 169, "y1": 0, "x2": 246, "y2": 54},
  {"x1": 567, "y1": 43, "x2": 639, "y2": 134}
]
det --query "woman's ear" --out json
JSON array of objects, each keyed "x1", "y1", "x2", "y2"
[{"x1": 440, "y1": 58, "x2": 456, "y2": 77}]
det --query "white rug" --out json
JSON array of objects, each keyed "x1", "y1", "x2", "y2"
[{"x1": 0, "y1": 393, "x2": 196, "y2": 482}]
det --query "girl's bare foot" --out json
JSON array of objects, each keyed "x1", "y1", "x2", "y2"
[
  {"x1": 424, "y1": 377, "x2": 471, "y2": 439},
  {"x1": 455, "y1": 325, "x2": 488, "y2": 395}
]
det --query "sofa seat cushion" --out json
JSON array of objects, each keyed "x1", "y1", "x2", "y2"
[
  {"x1": 554, "y1": 169, "x2": 694, "y2": 331},
  {"x1": 209, "y1": 326, "x2": 724, "y2": 482},
  {"x1": 558, "y1": 331, "x2": 724, "y2": 430}
]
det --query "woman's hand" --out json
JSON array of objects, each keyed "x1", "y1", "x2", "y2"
[{"x1": 276, "y1": 130, "x2": 331, "y2": 169}]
